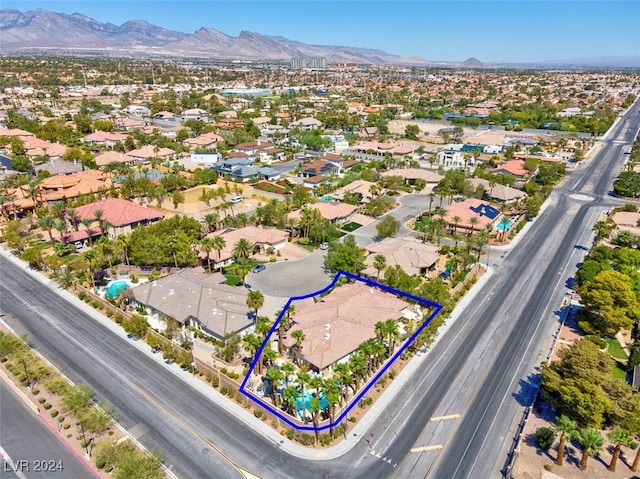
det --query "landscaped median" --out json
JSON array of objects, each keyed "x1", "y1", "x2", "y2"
[{"x1": 0, "y1": 328, "x2": 166, "y2": 479}]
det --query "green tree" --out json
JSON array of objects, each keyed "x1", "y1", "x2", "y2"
[
  {"x1": 324, "y1": 235, "x2": 366, "y2": 275},
  {"x1": 607, "y1": 428, "x2": 636, "y2": 472},
  {"x1": 575, "y1": 428, "x2": 604, "y2": 471},
  {"x1": 373, "y1": 254, "x2": 387, "y2": 281},
  {"x1": 232, "y1": 238, "x2": 252, "y2": 259},
  {"x1": 211, "y1": 235, "x2": 226, "y2": 270},
  {"x1": 554, "y1": 415, "x2": 577, "y2": 466},
  {"x1": 535, "y1": 426, "x2": 556, "y2": 452},
  {"x1": 404, "y1": 124, "x2": 419, "y2": 140},
  {"x1": 61, "y1": 384, "x2": 93, "y2": 416},
  {"x1": 234, "y1": 257, "x2": 252, "y2": 286},
  {"x1": 247, "y1": 290, "x2": 265, "y2": 318},
  {"x1": 579, "y1": 270, "x2": 640, "y2": 334},
  {"x1": 376, "y1": 215, "x2": 401, "y2": 239}
]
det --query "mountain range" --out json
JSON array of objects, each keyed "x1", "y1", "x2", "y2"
[{"x1": 0, "y1": 8, "x2": 429, "y2": 65}]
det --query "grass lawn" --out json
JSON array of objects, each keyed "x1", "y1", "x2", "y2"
[
  {"x1": 613, "y1": 361, "x2": 628, "y2": 380},
  {"x1": 341, "y1": 222, "x2": 362, "y2": 232},
  {"x1": 603, "y1": 337, "x2": 628, "y2": 360},
  {"x1": 222, "y1": 259, "x2": 260, "y2": 286}
]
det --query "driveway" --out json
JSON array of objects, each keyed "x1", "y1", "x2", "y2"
[{"x1": 245, "y1": 249, "x2": 332, "y2": 298}]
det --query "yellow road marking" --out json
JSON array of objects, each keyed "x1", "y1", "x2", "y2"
[
  {"x1": 429, "y1": 414, "x2": 460, "y2": 422},
  {"x1": 132, "y1": 384, "x2": 263, "y2": 479},
  {"x1": 410, "y1": 445, "x2": 443, "y2": 453}
]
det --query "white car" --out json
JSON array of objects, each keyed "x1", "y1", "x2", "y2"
[{"x1": 319, "y1": 242, "x2": 329, "y2": 250}]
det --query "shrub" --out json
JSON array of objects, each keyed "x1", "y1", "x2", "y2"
[
  {"x1": 286, "y1": 429, "x2": 295, "y2": 440},
  {"x1": 319, "y1": 433, "x2": 332, "y2": 447},
  {"x1": 220, "y1": 386, "x2": 229, "y2": 396},
  {"x1": 270, "y1": 256, "x2": 277, "y2": 262},
  {"x1": 388, "y1": 369, "x2": 397, "y2": 379},
  {"x1": 130, "y1": 274, "x2": 139, "y2": 283},
  {"x1": 96, "y1": 458, "x2": 106, "y2": 469},
  {"x1": 544, "y1": 464, "x2": 553, "y2": 472},
  {"x1": 535, "y1": 427, "x2": 556, "y2": 451},
  {"x1": 210, "y1": 375, "x2": 219, "y2": 388},
  {"x1": 114, "y1": 313, "x2": 123, "y2": 324},
  {"x1": 38, "y1": 397, "x2": 46, "y2": 404},
  {"x1": 104, "y1": 464, "x2": 113, "y2": 473},
  {"x1": 50, "y1": 410, "x2": 59, "y2": 418},
  {"x1": 43, "y1": 402, "x2": 52, "y2": 410},
  {"x1": 31, "y1": 388, "x2": 40, "y2": 395},
  {"x1": 297, "y1": 237, "x2": 309, "y2": 245},
  {"x1": 63, "y1": 423, "x2": 70, "y2": 430},
  {"x1": 58, "y1": 415, "x2": 65, "y2": 423},
  {"x1": 253, "y1": 409, "x2": 263, "y2": 419}
]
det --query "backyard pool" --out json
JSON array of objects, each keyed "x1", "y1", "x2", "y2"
[
  {"x1": 496, "y1": 218, "x2": 514, "y2": 233},
  {"x1": 320, "y1": 195, "x2": 335, "y2": 202},
  {"x1": 296, "y1": 390, "x2": 328, "y2": 415},
  {"x1": 104, "y1": 280, "x2": 131, "y2": 298}
]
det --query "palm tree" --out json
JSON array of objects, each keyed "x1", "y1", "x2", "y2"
[
  {"x1": 38, "y1": 215, "x2": 55, "y2": 242},
  {"x1": 309, "y1": 396, "x2": 322, "y2": 443},
  {"x1": 553, "y1": 415, "x2": 577, "y2": 466},
  {"x1": 433, "y1": 206, "x2": 447, "y2": 226},
  {"x1": 296, "y1": 371, "x2": 311, "y2": 419},
  {"x1": 265, "y1": 367, "x2": 283, "y2": 406},
  {"x1": 283, "y1": 385, "x2": 299, "y2": 416},
  {"x1": 333, "y1": 363, "x2": 352, "y2": 404},
  {"x1": 608, "y1": 428, "x2": 635, "y2": 472},
  {"x1": 234, "y1": 257, "x2": 252, "y2": 286},
  {"x1": 247, "y1": 290, "x2": 265, "y2": 318},
  {"x1": 383, "y1": 319, "x2": 400, "y2": 354},
  {"x1": 451, "y1": 215, "x2": 462, "y2": 235},
  {"x1": 255, "y1": 315, "x2": 273, "y2": 340},
  {"x1": 211, "y1": 235, "x2": 226, "y2": 271},
  {"x1": 277, "y1": 312, "x2": 291, "y2": 355},
  {"x1": 93, "y1": 209, "x2": 107, "y2": 235},
  {"x1": 323, "y1": 378, "x2": 341, "y2": 436},
  {"x1": 166, "y1": 234, "x2": 179, "y2": 268},
  {"x1": 203, "y1": 213, "x2": 219, "y2": 233},
  {"x1": 200, "y1": 237, "x2": 214, "y2": 271},
  {"x1": 497, "y1": 216, "x2": 511, "y2": 241},
  {"x1": 290, "y1": 329, "x2": 305, "y2": 363},
  {"x1": 66, "y1": 207, "x2": 79, "y2": 232},
  {"x1": 115, "y1": 235, "x2": 130, "y2": 271},
  {"x1": 80, "y1": 218, "x2": 95, "y2": 247},
  {"x1": 232, "y1": 238, "x2": 252, "y2": 259},
  {"x1": 243, "y1": 333, "x2": 262, "y2": 372},
  {"x1": 53, "y1": 218, "x2": 68, "y2": 241},
  {"x1": 575, "y1": 427, "x2": 604, "y2": 471},
  {"x1": 280, "y1": 362, "x2": 295, "y2": 388},
  {"x1": 373, "y1": 254, "x2": 386, "y2": 281},
  {"x1": 468, "y1": 216, "x2": 479, "y2": 236},
  {"x1": 348, "y1": 352, "x2": 367, "y2": 392}
]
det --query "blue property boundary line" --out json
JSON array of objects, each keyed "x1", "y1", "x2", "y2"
[{"x1": 239, "y1": 270, "x2": 443, "y2": 432}]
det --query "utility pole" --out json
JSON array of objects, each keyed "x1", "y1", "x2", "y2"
[{"x1": 80, "y1": 66, "x2": 88, "y2": 88}]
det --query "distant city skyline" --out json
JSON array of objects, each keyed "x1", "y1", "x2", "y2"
[{"x1": 4, "y1": 1, "x2": 640, "y2": 63}]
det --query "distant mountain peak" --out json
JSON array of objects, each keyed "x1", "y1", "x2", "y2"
[
  {"x1": 0, "y1": 8, "x2": 427, "y2": 65},
  {"x1": 461, "y1": 57, "x2": 484, "y2": 67}
]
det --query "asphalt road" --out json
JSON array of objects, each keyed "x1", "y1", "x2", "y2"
[
  {"x1": 0, "y1": 381, "x2": 95, "y2": 479},
  {"x1": 0, "y1": 103, "x2": 638, "y2": 479}
]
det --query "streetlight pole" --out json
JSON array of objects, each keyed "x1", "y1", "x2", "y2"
[
  {"x1": 76, "y1": 421, "x2": 90, "y2": 459},
  {"x1": 19, "y1": 358, "x2": 31, "y2": 390}
]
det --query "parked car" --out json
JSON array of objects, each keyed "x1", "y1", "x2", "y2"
[
  {"x1": 319, "y1": 242, "x2": 329, "y2": 250},
  {"x1": 251, "y1": 264, "x2": 266, "y2": 274}
]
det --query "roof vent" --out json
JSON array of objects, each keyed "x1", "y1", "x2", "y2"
[
  {"x1": 324, "y1": 323, "x2": 331, "y2": 330},
  {"x1": 324, "y1": 333, "x2": 330, "y2": 340}
]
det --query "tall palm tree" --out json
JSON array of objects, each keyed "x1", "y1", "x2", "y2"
[
  {"x1": 50, "y1": 201, "x2": 65, "y2": 219},
  {"x1": 451, "y1": 215, "x2": 462, "y2": 235},
  {"x1": 79, "y1": 218, "x2": 95, "y2": 247},
  {"x1": 283, "y1": 385, "x2": 299, "y2": 416},
  {"x1": 53, "y1": 218, "x2": 68, "y2": 241},
  {"x1": 280, "y1": 362, "x2": 295, "y2": 388},
  {"x1": 247, "y1": 290, "x2": 265, "y2": 318},
  {"x1": 255, "y1": 315, "x2": 273, "y2": 340},
  {"x1": 66, "y1": 207, "x2": 79, "y2": 232},
  {"x1": 553, "y1": 415, "x2": 577, "y2": 466},
  {"x1": 333, "y1": 363, "x2": 352, "y2": 404},
  {"x1": 575, "y1": 427, "x2": 604, "y2": 471},
  {"x1": 348, "y1": 352, "x2": 367, "y2": 392},
  {"x1": 203, "y1": 213, "x2": 219, "y2": 233},
  {"x1": 38, "y1": 215, "x2": 55, "y2": 242},
  {"x1": 290, "y1": 329, "x2": 305, "y2": 363},
  {"x1": 234, "y1": 257, "x2": 252, "y2": 286},
  {"x1": 468, "y1": 216, "x2": 479, "y2": 236},
  {"x1": 433, "y1": 206, "x2": 447, "y2": 226},
  {"x1": 608, "y1": 428, "x2": 635, "y2": 472},
  {"x1": 265, "y1": 367, "x2": 283, "y2": 406},
  {"x1": 383, "y1": 319, "x2": 400, "y2": 354},
  {"x1": 309, "y1": 396, "x2": 321, "y2": 443},
  {"x1": 277, "y1": 313, "x2": 291, "y2": 355},
  {"x1": 211, "y1": 235, "x2": 226, "y2": 270},
  {"x1": 592, "y1": 220, "x2": 614, "y2": 245},
  {"x1": 373, "y1": 254, "x2": 386, "y2": 281},
  {"x1": 166, "y1": 234, "x2": 179, "y2": 268},
  {"x1": 200, "y1": 237, "x2": 214, "y2": 271},
  {"x1": 93, "y1": 209, "x2": 107, "y2": 235},
  {"x1": 115, "y1": 235, "x2": 131, "y2": 271},
  {"x1": 232, "y1": 238, "x2": 252, "y2": 259},
  {"x1": 243, "y1": 333, "x2": 262, "y2": 372},
  {"x1": 497, "y1": 216, "x2": 512, "y2": 241},
  {"x1": 296, "y1": 371, "x2": 311, "y2": 419}
]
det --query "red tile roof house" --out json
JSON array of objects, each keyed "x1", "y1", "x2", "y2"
[
  {"x1": 130, "y1": 268, "x2": 252, "y2": 341},
  {"x1": 283, "y1": 282, "x2": 416, "y2": 374},
  {"x1": 198, "y1": 226, "x2": 288, "y2": 270},
  {"x1": 444, "y1": 198, "x2": 502, "y2": 233},
  {"x1": 491, "y1": 160, "x2": 529, "y2": 180},
  {"x1": 125, "y1": 145, "x2": 176, "y2": 164},
  {"x1": 64, "y1": 198, "x2": 164, "y2": 244},
  {"x1": 82, "y1": 131, "x2": 129, "y2": 149}
]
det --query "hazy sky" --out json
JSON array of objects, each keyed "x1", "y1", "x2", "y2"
[{"x1": 5, "y1": 1, "x2": 640, "y2": 62}]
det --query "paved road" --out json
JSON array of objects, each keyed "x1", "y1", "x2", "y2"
[
  {"x1": 0, "y1": 103, "x2": 637, "y2": 479},
  {"x1": 0, "y1": 381, "x2": 95, "y2": 479}
]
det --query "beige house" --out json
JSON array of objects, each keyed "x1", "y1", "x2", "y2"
[
  {"x1": 381, "y1": 168, "x2": 442, "y2": 185},
  {"x1": 362, "y1": 237, "x2": 439, "y2": 278},
  {"x1": 284, "y1": 282, "x2": 415, "y2": 373},
  {"x1": 288, "y1": 202, "x2": 358, "y2": 224},
  {"x1": 467, "y1": 178, "x2": 527, "y2": 204}
]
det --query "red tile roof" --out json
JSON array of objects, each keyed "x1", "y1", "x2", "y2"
[{"x1": 74, "y1": 198, "x2": 163, "y2": 227}]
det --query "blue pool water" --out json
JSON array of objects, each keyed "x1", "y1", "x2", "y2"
[
  {"x1": 105, "y1": 280, "x2": 129, "y2": 298},
  {"x1": 496, "y1": 219, "x2": 513, "y2": 232},
  {"x1": 320, "y1": 195, "x2": 334, "y2": 202},
  {"x1": 296, "y1": 390, "x2": 328, "y2": 413}
]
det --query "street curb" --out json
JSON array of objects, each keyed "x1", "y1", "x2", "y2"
[{"x1": 0, "y1": 367, "x2": 39, "y2": 415}]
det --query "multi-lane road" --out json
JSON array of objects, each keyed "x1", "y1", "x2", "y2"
[{"x1": 0, "y1": 101, "x2": 638, "y2": 479}]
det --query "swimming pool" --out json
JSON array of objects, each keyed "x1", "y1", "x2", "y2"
[
  {"x1": 296, "y1": 390, "x2": 328, "y2": 414},
  {"x1": 104, "y1": 280, "x2": 130, "y2": 298},
  {"x1": 320, "y1": 195, "x2": 334, "y2": 202},
  {"x1": 496, "y1": 219, "x2": 513, "y2": 232}
]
